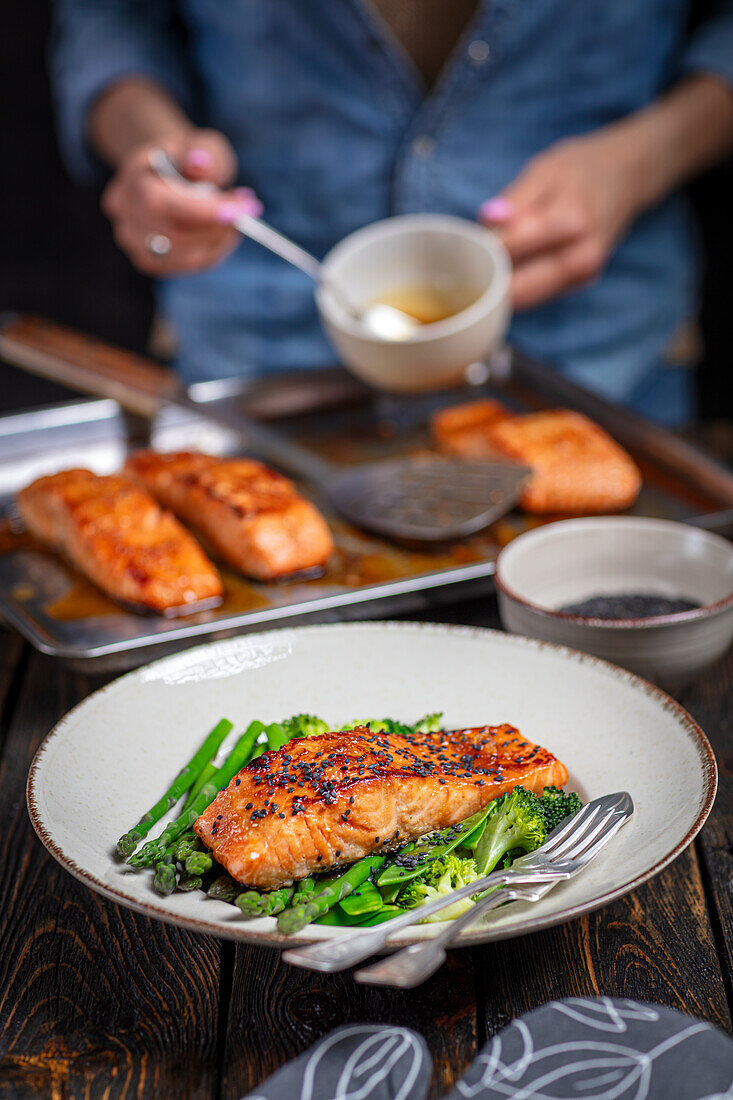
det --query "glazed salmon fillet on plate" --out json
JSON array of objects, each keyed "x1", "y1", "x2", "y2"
[
  {"x1": 125, "y1": 450, "x2": 334, "y2": 580},
  {"x1": 18, "y1": 468, "x2": 223, "y2": 613},
  {"x1": 195, "y1": 724, "x2": 568, "y2": 889}
]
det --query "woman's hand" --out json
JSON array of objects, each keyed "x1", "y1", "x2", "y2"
[
  {"x1": 479, "y1": 131, "x2": 644, "y2": 311},
  {"x1": 101, "y1": 128, "x2": 262, "y2": 276}
]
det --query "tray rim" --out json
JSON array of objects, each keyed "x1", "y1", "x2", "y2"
[{"x1": 0, "y1": 556, "x2": 497, "y2": 659}]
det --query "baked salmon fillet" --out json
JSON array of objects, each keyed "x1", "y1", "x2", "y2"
[
  {"x1": 431, "y1": 399, "x2": 515, "y2": 458},
  {"x1": 194, "y1": 724, "x2": 568, "y2": 889},
  {"x1": 124, "y1": 450, "x2": 334, "y2": 580},
  {"x1": 432, "y1": 402, "x2": 641, "y2": 514},
  {"x1": 17, "y1": 468, "x2": 223, "y2": 613}
]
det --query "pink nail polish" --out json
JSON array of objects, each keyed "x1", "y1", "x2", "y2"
[
  {"x1": 187, "y1": 148, "x2": 212, "y2": 168},
  {"x1": 480, "y1": 197, "x2": 513, "y2": 223},
  {"x1": 242, "y1": 196, "x2": 264, "y2": 218},
  {"x1": 217, "y1": 202, "x2": 241, "y2": 224},
  {"x1": 217, "y1": 197, "x2": 263, "y2": 223}
]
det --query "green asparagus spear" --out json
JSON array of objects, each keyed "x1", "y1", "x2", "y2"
[
  {"x1": 291, "y1": 877, "x2": 316, "y2": 904},
  {"x1": 278, "y1": 856, "x2": 385, "y2": 934},
  {"x1": 130, "y1": 720, "x2": 265, "y2": 867},
  {"x1": 174, "y1": 832, "x2": 202, "y2": 862},
  {"x1": 183, "y1": 760, "x2": 218, "y2": 812},
  {"x1": 235, "y1": 883, "x2": 296, "y2": 919},
  {"x1": 178, "y1": 872, "x2": 203, "y2": 892},
  {"x1": 260, "y1": 884, "x2": 295, "y2": 916},
  {"x1": 235, "y1": 891, "x2": 266, "y2": 919},
  {"x1": 265, "y1": 722, "x2": 287, "y2": 751},
  {"x1": 153, "y1": 854, "x2": 178, "y2": 896},
  {"x1": 185, "y1": 850, "x2": 213, "y2": 876},
  {"x1": 116, "y1": 718, "x2": 233, "y2": 859},
  {"x1": 207, "y1": 875, "x2": 241, "y2": 903}
]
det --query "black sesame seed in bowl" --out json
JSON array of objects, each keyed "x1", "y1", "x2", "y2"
[
  {"x1": 496, "y1": 517, "x2": 733, "y2": 689},
  {"x1": 559, "y1": 593, "x2": 701, "y2": 621}
]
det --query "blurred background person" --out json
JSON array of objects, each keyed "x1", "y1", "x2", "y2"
[{"x1": 6, "y1": 2, "x2": 733, "y2": 428}]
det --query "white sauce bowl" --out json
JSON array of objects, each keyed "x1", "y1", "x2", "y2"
[
  {"x1": 316, "y1": 214, "x2": 511, "y2": 393},
  {"x1": 496, "y1": 517, "x2": 733, "y2": 691}
]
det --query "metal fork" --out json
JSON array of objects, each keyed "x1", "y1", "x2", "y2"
[
  {"x1": 355, "y1": 793, "x2": 633, "y2": 987},
  {"x1": 282, "y1": 792, "x2": 633, "y2": 973}
]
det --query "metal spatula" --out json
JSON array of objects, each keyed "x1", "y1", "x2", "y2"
[{"x1": 0, "y1": 316, "x2": 530, "y2": 544}]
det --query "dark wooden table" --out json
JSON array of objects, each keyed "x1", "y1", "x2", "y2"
[{"x1": 0, "y1": 594, "x2": 731, "y2": 1099}]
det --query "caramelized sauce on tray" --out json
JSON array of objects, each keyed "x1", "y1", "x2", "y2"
[
  {"x1": 44, "y1": 571, "x2": 269, "y2": 621},
  {"x1": 45, "y1": 580, "x2": 123, "y2": 620},
  {"x1": 0, "y1": 520, "x2": 38, "y2": 554},
  {"x1": 0, "y1": 515, "x2": 491, "y2": 622}
]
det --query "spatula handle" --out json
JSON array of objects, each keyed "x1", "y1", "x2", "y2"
[
  {"x1": 0, "y1": 314, "x2": 335, "y2": 488},
  {"x1": 0, "y1": 314, "x2": 178, "y2": 417}
]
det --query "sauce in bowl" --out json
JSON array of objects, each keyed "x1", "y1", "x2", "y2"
[{"x1": 370, "y1": 283, "x2": 482, "y2": 326}]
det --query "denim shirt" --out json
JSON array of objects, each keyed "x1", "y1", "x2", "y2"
[{"x1": 52, "y1": 0, "x2": 733, "y2": 400}]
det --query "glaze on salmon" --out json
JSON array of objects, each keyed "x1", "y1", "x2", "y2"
[{"x1": 194, "y1": 724, "x2": 568, "y2": 889}]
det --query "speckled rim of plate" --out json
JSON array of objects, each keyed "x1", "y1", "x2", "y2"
[{"x1": 26, "y1": 621, "x2": 717, "y2": 949}]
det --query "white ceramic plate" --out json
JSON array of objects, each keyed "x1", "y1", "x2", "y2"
[{"x1": 27, "y1": 622, "x2": 716, "y2": 947}]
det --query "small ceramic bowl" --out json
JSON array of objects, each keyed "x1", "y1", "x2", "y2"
[
  {"x1": 496, "y1": 517, "x2": 733, "y2": 690},
  {"x1": 316, "y1": 214, "x2": 511, "y2": 393}
]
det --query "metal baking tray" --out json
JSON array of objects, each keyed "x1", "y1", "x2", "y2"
[{"x1": 1, "y1": 343, "x2": 732, "y2": 670}]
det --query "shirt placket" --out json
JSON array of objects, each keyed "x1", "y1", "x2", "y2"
[
  {"x1": 383, "y1": 0, "x2": 517, "y2": 213},
  {"x1": 345, "y1": 0, "x2": 424, "y2": 124}
]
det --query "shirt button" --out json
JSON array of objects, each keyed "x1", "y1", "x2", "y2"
[
  {"x1": 412, "y1": 135, "x2": 436, "y2": 158},
  {"x1": 468, "y1": 39, "x2": 490, "y2": 64}
]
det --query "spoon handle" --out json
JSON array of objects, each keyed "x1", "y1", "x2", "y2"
[
  {"x1": 150, "y1": 147, "x2": 324, "y2": 281},
  {"x1": 232, "y1": 214, "x2": 322, "y2": 282},
  {"x1": 231, "y1": 214, "x2": 364, "y2": 324}
]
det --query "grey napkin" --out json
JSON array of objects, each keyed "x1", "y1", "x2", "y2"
[
  {"x1": 241, "y1": 998, "x2": 733, "y2": 1100},
  {"x1": 446, "y1": 997, "x2": 733, "y2": 1099},
  {"x1": 242, "y1": 1023, "x2": 432, "y2": 1100}
]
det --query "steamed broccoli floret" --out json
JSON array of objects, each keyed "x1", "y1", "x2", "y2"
[
  {"x1": 345, "y1": 714, "x2": 443, "y2": 736},
  {"x1": 397, "y1": 853, "x2": 480, "y2": 921},
  {"x1": 281, "y1": 714, "x2": 330, "y2": 739},
  {"x1": 538, "y1": 786, "x2": 583, "y2": 831},
  {"x1": 344, "y1": 718, "x2": 415, "y2": 736},
  {"x1": 413, "y1": 712, "x2": 444, "y2": 733},
  {"x1": 473, "y1": 787, "x2": 547, "y2": 876}
]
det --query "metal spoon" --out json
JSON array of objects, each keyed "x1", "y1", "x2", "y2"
[{"x1": 149, "y1": 149, "x2": 420, "y2": 342}]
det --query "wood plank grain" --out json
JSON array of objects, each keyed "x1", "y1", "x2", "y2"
[
  {"x1": 0, "y1": 627, "x2": 25, "y2": 717},
  {"x1": 0, "y1": 653, "x2": 222, "y2": 1099},
  {"x1": 680, "y1": 650, "x2": 733, "y2": 1011},
  {"x1": 219, "y1": 944, "x2": 477, "y2": 1100},
  {"x1": 476, "y1": 846, "x2": 730, "y2": 1040}
]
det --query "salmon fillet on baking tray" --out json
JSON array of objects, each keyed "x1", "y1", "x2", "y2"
[
  {"x1": 432, "y1": 401, "x2": 641, "y2": 514},
  {"x1": 125, "y1": 450, "x2": 334, "y2": 581},
  {"x1": 17, "y1": 468, "x2": 222, "y2": 613}
]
